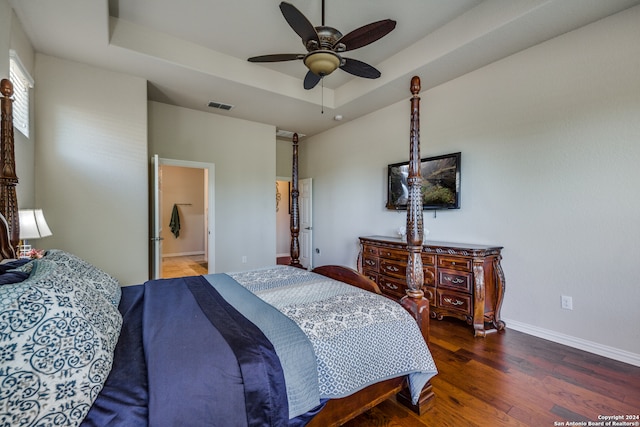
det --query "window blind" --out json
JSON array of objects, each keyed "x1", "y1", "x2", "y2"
[{"x1": 9, "y1": 50, "x2": 34, "y2": 138}]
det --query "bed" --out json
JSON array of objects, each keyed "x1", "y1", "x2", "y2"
[{"x1": 0, "y1": 76, "x2": 435, "y2": 426}]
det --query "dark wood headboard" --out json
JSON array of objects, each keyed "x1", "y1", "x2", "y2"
[{"x1": 0, "y1": 78, "x2": 19, "y2": 259}]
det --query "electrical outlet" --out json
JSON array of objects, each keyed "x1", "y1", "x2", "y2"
[
  {"x1": 241, "y1": 256, "x2": 247, "y2": 263},
  {"x1": 561, "y1": 295, "x2": 573, "y2": 310}
]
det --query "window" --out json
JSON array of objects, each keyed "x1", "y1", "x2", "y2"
[{"x1": 9, "y1": 50, "x2": 34, "y2": 138}]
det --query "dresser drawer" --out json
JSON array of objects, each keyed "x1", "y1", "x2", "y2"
[
  {"x1": 379, "y1": 259, "x2": 406, "y2": 279},
  {"x1": 437, "y1": 256, "x2": 472, "y2": 272},
  {"x1": 437, "y1": 289, "x2": 472, "y2": 315},
  {"x1": 362, "y1": 245, "x2": 378, "y2": 257},
  {"x1": 421, "y1": 253, "x2": 435, "y2": 266},
  {"x1": 362, "y1": 270, "x2": 378, "y2": 284},
  {"x1": 378, "y1": 247, "x2": 408, "y2": 261},
  {"x1": 438, "y1": 269, "x2": 473, "y2": 293},
  {"x1": 378, "y1": 276, "x2": 407, "y2": 299},
  {"x1": 362, "y1": 255, "x2": 378, "y2": 271}
]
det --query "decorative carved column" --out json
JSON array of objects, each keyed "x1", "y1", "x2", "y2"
[
  {"x1": 404, "y1": 76, "x2": 424, "y2": 298},
  {"x1": 0, "y1": 79, "x2": 19, "y2": 256},
  {"x1": 289, "y1": 133, "x2": 303, "y2": 268},
  {"x1": 400, "y1": 76, "x2": 429, "y2": 346},
  {"x1": 397, "y1": 76, "x2": 434, "y2": 414}
]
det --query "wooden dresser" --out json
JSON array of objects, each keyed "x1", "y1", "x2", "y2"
[{"x1": 358, "y1": 236, "x2": 506, "y2": 337}]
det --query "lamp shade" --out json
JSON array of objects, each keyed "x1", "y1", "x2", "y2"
[
  {"x1": 304, "y1": 51, "x2": 341, "y2": 76},
  {"x1": 19, "y1": 209, "x2": 52, "y2": 239}
]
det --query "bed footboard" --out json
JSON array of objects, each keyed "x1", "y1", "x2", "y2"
[
  {"x1": 311, "y1": 265, "x2": 381, "y2": 295},
  {"x1": 311, "y1": 264, "x2": 435, "y2": 418}
]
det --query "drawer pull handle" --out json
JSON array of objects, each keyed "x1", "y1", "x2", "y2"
[
  {"x1": 444, "y1": 276, "x2": 464, "y2": 284},
  {"x1": 386, "y1": 283, "x2": 399, "y2": 290},
  {"x1": 385, "y1": 266, "x2": 400, "y2": 272},
  {"x1": 365, "y1": 260, "x2": 375, "y2": 266},
  {"x1": 444, "y1": 297, "x2": 464, "y2": 306}
]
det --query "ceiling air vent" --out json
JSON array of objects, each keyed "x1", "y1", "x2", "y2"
[{"x1": 208, "y1": 101, "x2": 234, "y2": 111}]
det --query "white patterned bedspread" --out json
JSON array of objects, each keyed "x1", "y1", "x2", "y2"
[{"x1": 228, "y1": 265, "x2": 438, "y2": 404}]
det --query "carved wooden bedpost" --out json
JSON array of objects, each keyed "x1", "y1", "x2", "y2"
[
  {"x1": 396, "y1": 76, "x2": 434, "y2": 414},
  {"x1": 404, "y1": 76, "x2": 425, "y2": 300},
  {"x1": 400, "y1": 76, "x2": 428, "y2": 337},
  {"x1": 289, "y1": 133, "x2": 303, "y2": 268},
  {"x1": 0, "y1": 79, "x2": 19, "y2": 257}
]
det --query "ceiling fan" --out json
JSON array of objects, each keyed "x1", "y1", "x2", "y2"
[{"x1": 248, "y1": 1, "x2": 396, "y2": 90}]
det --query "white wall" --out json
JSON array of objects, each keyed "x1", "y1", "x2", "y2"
[
  {"x1": 0, "y1": 0, "x2": 9, "y2": 76},
  {"x1": 148, "y1": 101, "x2": 276, "y2": 272},
  {"x1": 34, "y1": 54, "x2": 149, "y2": 285},
  {"x1": 302, "y1": 7, "x2": 640, "y2": 362},
  {"x1": 276, "y1": 138, "x2": 293, "y2": 178}
]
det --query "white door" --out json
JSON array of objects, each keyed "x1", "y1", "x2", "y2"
[
  {"x1": 151, "y1": 157, "x2": 216, "y2": 277},
  {"x1": 150, "y1": 155, "x2": 162, "y2": 279},
  {"x1": 299, "y1": 178, "x2": 312, "y2": 268}
]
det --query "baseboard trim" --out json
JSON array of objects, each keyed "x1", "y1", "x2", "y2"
[
  {"x1": 162, "y1": 251, "x2": 205, "y2": 258},
  {"x1": 503, "y1": 318, "x2": 640, "y2": 367}
]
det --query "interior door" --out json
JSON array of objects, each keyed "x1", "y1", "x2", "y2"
[
  {"x1": 150, "y1": 154, "x2": 163, "y2": 279},
  {"x1": 299, "y1": 178, "x2": 312, "y2": 268}
]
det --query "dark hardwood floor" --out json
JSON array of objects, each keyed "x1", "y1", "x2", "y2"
[{"x1": 345, "y1": 318, "x2": 640, "y2": 427}]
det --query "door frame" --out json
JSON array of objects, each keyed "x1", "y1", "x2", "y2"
[
  {"x1": 151, "y1": 157, "x2": 215, "y2": 278},
  {"x1": 299, "y1": 177, "x2": 312, "y2": 269}
]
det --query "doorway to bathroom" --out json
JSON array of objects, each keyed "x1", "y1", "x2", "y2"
[{"x1": 151, "y1": 156, "x2": 215, "y2": 279}]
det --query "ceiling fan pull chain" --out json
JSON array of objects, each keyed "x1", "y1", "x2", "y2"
[{"x1": 321, "y1": 77, "x2": 324, "y2": 114}]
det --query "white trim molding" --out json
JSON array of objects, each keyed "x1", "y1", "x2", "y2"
[
  {"x1": 162, "y1": 251, "x2": 206, "y2": 258},
  {"x1": 503, "y1": 318, "x2": 640, "y2": 368}
]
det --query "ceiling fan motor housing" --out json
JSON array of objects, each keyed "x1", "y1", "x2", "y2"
[{"x1": 307, "y1": 26, "x2": 343, "y2": 51}]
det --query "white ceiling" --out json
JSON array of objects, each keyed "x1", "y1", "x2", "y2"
[{"x1": 10, "y1": 0, "x2": 640, "y2": 138}]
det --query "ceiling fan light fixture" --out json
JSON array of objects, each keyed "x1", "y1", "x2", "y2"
[{"x1": 304, "y1": 50, "x2": 341, "y2": 76}]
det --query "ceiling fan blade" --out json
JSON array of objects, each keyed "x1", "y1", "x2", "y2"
[
  {"x1": 248, "y1": 54, "x2": 304, "y2": 63},
  {"x1": 334, "y1": 19, "x2": 396, "y2": 51},
  {"x1": 340, "y1": 58, "x2": 381, "y2": 79},
  {"x1": 279, "y1": 2, "x2": 320, "y2": 46},
  {"x1": 303, "y1": 71, "x2": 322, "y2": 90}
]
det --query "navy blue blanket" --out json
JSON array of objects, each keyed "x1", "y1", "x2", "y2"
[{"x1": 82, "y1": 276, "x2": 294, "y2": 426}]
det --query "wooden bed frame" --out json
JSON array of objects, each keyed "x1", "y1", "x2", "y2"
[
  {"x1": 0, "y1": 76, "x2": 434, "y2": 426},
  {"x1": 290, "y1": 76, "x2": 434, "y2": 425}
]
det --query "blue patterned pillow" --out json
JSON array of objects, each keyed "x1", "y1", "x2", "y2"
[
  {"x1": 40, "y1": 249, "x2": 122, "y2": 306},
  {"x1": 0, "y1": 252, "x2": 123, "y2": 427}
]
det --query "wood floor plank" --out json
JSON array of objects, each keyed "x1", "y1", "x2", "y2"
[
  {"x1": 540, "y1": 375, "x2": 640, "y2": 420},
  {"x1": 426, "y1": 378, "x2": 530, "y2": 427}
]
